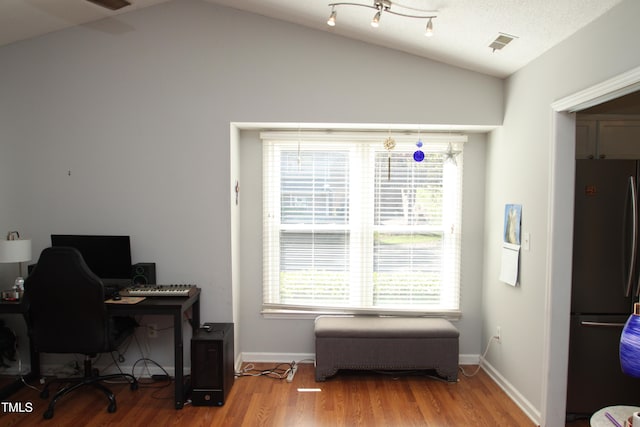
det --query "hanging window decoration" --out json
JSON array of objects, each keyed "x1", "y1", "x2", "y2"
[
  {"x1": 383, "y1": 135, "x2": 396, "y2": 180},
  {"x1": 444, "y1": 142, "x2": 461, "y2": 165},
  {"x1": 413, "y1": 138, "x2": 425, "y2": 162}
]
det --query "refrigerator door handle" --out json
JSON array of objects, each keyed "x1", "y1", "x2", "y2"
[
  {"x1": 581, "y1": 321, "x2": 626, "y2": 327},
  {"x1": 624, "y1": 176, "x2": 638, "y2": 297}
]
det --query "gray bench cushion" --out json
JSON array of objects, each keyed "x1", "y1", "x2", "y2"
[{"x1": 314, "y1": 316, "x2": 459, "y2": 338}]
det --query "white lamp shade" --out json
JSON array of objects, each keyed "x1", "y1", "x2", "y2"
[{"x1": 0, "y1": 239, "x2": 32, "y2": 263}]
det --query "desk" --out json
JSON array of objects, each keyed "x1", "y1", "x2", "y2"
[
  {"x1": 105, "y1": 289, "x2": 201, "y2": 409},
  {"x1": 1, "y1": 289, "x2": 201, "y2": 409}
]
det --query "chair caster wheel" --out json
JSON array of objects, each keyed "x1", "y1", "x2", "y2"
[
  {"x1": 108, "y1": 402, "x2": 117, "y2": 413},
  {"x1": 130, "y1": 382, "x2": 139, "y2": 391},
  {"x1": 40, "y1": 389, "x2": 49, "y2": 399},
  {"x1": 43, "y1": 409, "x2": 54, "y2": 419}
]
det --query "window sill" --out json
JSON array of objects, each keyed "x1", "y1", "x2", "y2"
[{"x1": 261, "y1": 309, "x2": 462, "y2": 321}]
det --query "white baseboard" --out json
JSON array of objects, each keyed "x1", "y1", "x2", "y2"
[
  {"x1": 481, "y1": 357, "x2": 541, "y2": 426},
  {"x1": 459, "y1": 354, "x2": 479, "y2": 365},
  {"x1": 2, "y1": 354, "x2": 479, "y2": 377},
  {"x1": 239, "y1": 352, "x2": 315, "y2": 365},
  {"x1": 241, "y1": 352, "x2": 480, "y2": 366}
]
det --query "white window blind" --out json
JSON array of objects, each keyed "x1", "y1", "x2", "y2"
[{"x1": 262, "y1": 131, "x2": 465, "y2": 316}]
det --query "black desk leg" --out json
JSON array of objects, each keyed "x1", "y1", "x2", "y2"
[
  {"x1": 173, "y1": 299, "x2": 200, "y2": 409},
  {"x1": 173, "y1": 310, "x2": 184, "y2": 409},
  {"x1": 192, "y1": 301, "x2": 200, "y2": 333}
]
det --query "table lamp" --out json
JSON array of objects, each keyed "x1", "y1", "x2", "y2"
[
  {"x1": 620, "y1": 303, "x2": 640, "y2": 377},
  {"x1": 0, "y1": 231, "x2": 32, "y2": 291}
]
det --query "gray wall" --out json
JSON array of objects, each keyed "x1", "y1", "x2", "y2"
[
  {"x1": 0, "y1": 0, "x2": 501, "y2": 373},
  {"x1": 482, "y1": 0, "x2": 640, "y2": 425}
]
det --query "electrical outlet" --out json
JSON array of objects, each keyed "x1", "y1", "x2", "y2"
[
  {"x1": 148, "y1": 323, "x2": 158, "y2": 338},
  {"x1": 496, "y1": 326, "x2": 502, "y2": 342}
]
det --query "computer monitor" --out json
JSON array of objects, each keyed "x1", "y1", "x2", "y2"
[{"x1": 50, "y1": 234, "x2": 132, "y2": 288}]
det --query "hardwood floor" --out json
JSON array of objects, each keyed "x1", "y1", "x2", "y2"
[{"x1": 1, "y1": 364, "x2": 539, "y2": 426}]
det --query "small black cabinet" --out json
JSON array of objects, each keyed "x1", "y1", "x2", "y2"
[{"x1": 190, "y1": 322, "x2": 234, "y2": 406}]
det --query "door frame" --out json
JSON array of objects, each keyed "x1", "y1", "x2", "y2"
[{"x1": 542, "y1": 65, "x2": 640, "y2": 426}]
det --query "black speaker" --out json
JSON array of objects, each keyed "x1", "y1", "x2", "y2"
[
  {"x1": 191, "y1": 323, "x2": 234, "y2": 406},
  {"x1": 131, "y1": 263, "x2": 156, "y2": 285}
]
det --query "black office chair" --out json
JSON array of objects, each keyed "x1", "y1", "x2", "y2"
[{"x1": 24, "y1": 246, "x2": 138, "y2": 420}]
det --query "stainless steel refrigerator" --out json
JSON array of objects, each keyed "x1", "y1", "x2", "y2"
[{"x1": 567, "y1": 159, "x2": 640, "y2": 417}]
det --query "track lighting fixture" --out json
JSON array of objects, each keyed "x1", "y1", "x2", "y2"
[{"x1": 327, "y1": 1, "x2": 437, "y2": 36}]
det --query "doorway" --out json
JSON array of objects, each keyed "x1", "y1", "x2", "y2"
[{"x1": 546, "y1": 67, "x2": 640, "y2": 427}]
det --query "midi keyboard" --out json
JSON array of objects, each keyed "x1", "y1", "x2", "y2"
[{"x1": 121, "y1": 284, "x2": 198, "y2": 298}]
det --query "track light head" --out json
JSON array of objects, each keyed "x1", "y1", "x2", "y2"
[
  {"x1": 327, "y1": 7, "x2": 337, "y2": 26},
  {"x1": 425, "y1": 17, "x2": 434, "y2": 37},
  {"x1": 371, "y1": 11, "x2": 381, "y2": 27}
]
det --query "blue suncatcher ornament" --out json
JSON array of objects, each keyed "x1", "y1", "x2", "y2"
[{"x1": 413, "y1": 139, "x2": 424, "y2": 162}]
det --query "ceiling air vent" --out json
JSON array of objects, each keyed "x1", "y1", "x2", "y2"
[{"x1": 489, "y1": 33, "x2": 518, "y2": 52}]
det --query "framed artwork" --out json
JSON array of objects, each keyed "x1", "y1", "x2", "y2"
[{"x1": 504, "y1": 204, "x2": 522, "y2": 245}]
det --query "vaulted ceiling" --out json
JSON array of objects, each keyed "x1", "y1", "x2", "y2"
[{"x1": 0, "y1": 0, "x2": 625, "y2": 78}]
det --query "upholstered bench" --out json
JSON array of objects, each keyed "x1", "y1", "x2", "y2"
[{"x1": 314, "y1": 316, "x2": 459, "y2": 382}]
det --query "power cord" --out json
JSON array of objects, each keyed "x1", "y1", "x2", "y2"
[
  {"x1": 131, "y1": 357, "x2": 172, "y2": 388},
  {"x1": 459, "y1": 334, "x2": 500, "y2": 377},
  {"x1": 235, "y1": 358, "x2": 316, "y2": 382},
  {"x1": 236, "y1": 361, "x2": 296, "y2": 380}
]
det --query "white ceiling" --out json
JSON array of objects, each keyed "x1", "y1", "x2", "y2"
[{"x1": 0, "y1": 0, "x2": 624, "y2": 78}]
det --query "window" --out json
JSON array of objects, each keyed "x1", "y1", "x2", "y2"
[{"x1": 262, "y1": 131, "x2": 466, "y2": 316}]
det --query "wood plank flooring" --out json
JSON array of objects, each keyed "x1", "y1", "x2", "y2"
[{"x1": 1, "y1": 364, "x2": 539, "y2": 426}]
